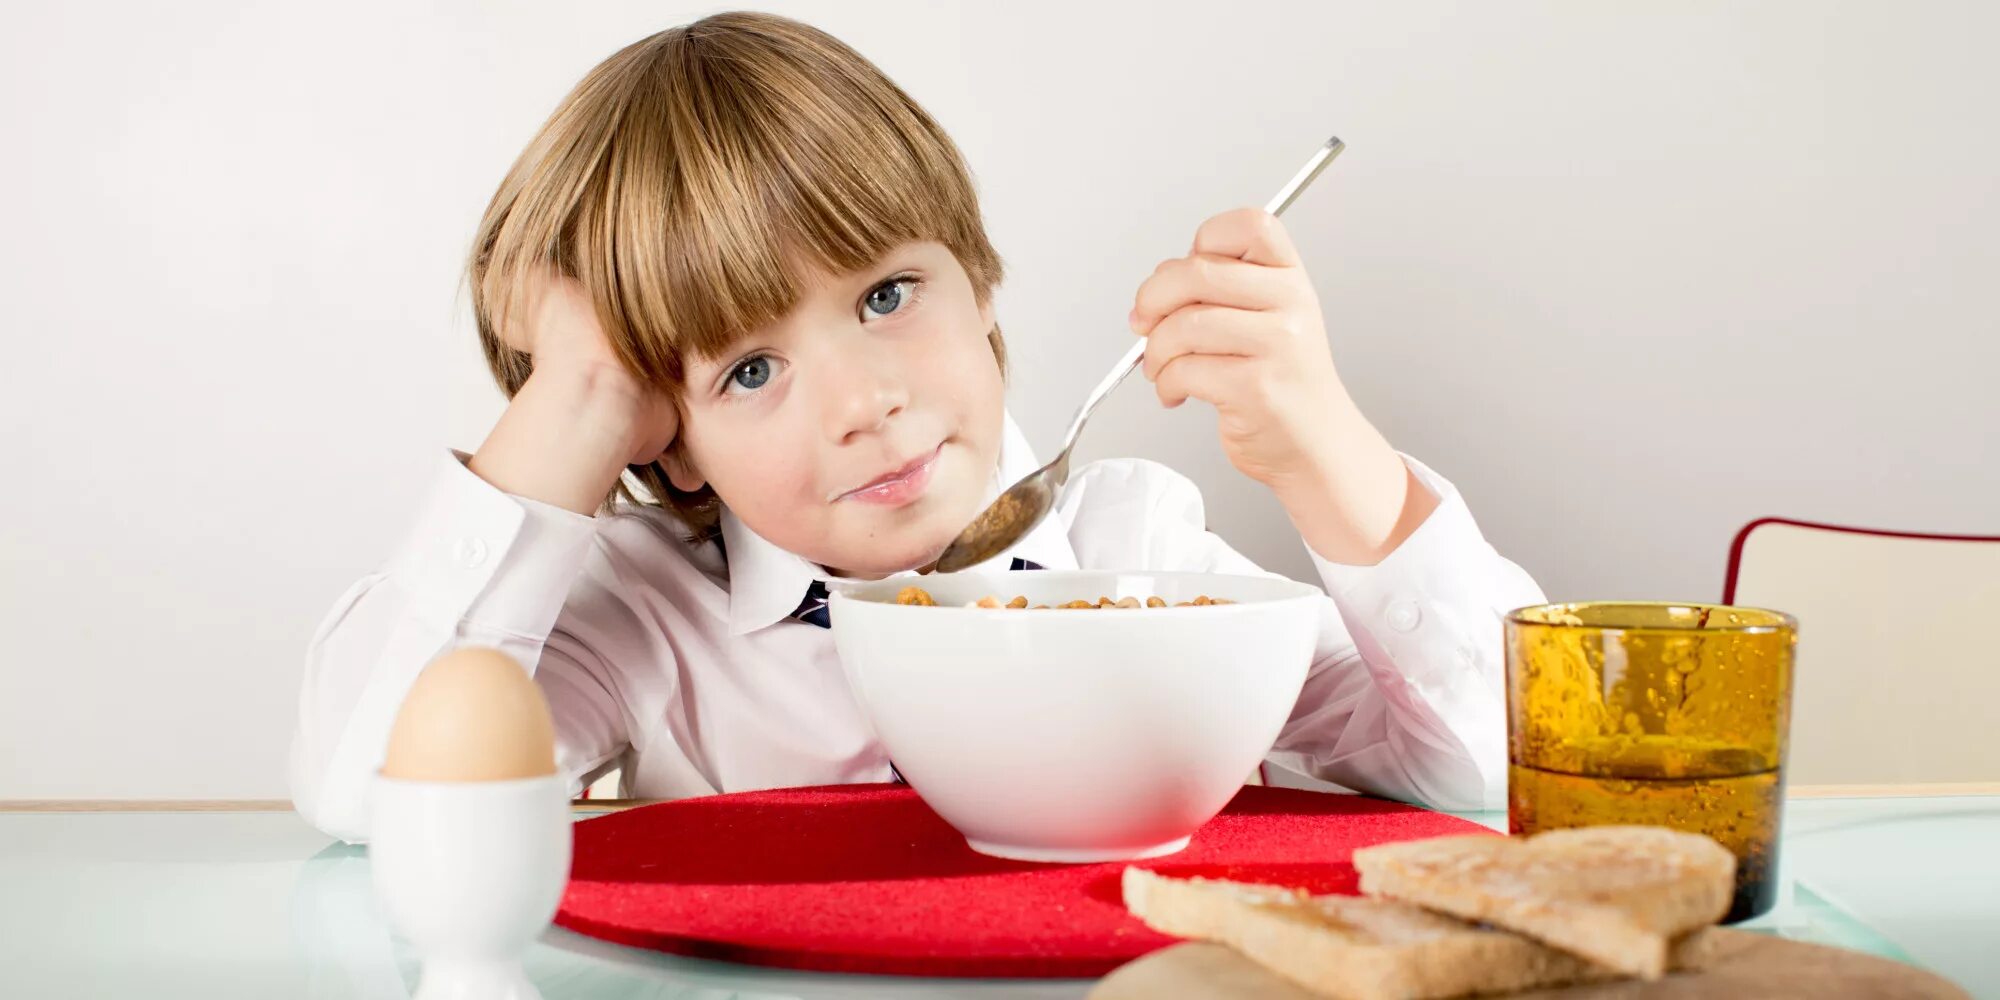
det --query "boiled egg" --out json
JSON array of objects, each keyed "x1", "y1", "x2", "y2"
[{"x1": 380, "y1": 647, "x2": 557, "y2": 782}]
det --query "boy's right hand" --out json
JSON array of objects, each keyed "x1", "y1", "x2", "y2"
[{"x1": 470, "y1": 270, "x2": 683, "y2": 515}]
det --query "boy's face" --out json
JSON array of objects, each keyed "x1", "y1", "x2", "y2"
[{"x1": 671, "y1": 241, "x2": 1006, "y2": 579}]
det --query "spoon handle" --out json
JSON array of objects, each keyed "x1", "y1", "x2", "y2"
[
  {"x1": 1056, "y1": 136, "x2": 1347, "y2": 456},
  {"x1": 1266, "y1": 136, "x2": 1345, "y2": 217},
  {"x1": 1060, "y1": 338, "x2": 1149, "y2": 454}
]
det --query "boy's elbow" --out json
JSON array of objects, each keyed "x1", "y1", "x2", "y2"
[
  {"x1": 1428, "y1": 767, "x2": 1502, "y2": 815},
  {"x1": 288, "y1": 730, "x2": 371, "y2": 845},
  {"x1": 1388, "y1": 769, "x2": 1479, "y2": 814},
  {"x1": 1396, "y1": 740, "x2": 1499, "y2": 814}
]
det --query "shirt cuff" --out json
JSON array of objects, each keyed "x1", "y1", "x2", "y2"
[
  {"x1": 1306, "y1": 453, "x2": 1517, "y2": 809},
  {"x1": 384, "y1": 449, "x2": 601, "y2": 639},
  {"x1": 1309, "y1": 453, "x2": 1486, "y2": 600}
]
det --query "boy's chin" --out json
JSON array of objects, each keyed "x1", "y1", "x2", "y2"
[
  {"x1": 826, "y1": 535, "x2": 953, "y2": 579},
  {"x1": 815, "y1": 514, "x2": 969, "y2": 579}
]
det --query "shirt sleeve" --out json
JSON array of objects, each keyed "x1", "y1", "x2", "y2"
[
  {"x1": 1057, "y1": 455, "x2": 1544, "y2": 811},
  {"x1": 288, "y1": 450, "x2": 631, "y2": 843}
]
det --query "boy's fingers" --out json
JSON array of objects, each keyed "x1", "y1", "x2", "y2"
[
  {"x1": 650, "y1": 402, "x2": 683, "y2": 458},
  {"x1": 1131, "y1": 254, "x2": 1292, "y2": 334},
  {"x1": 1153, "y1": 352, "x2": 1255, "y2": 410},
  {"x1": 1140, "y1": 305, "x2": 1265, "y2": 383},
  {"x1": 636, "y1": 429, "x2": 679, "y2": 470},
  {"x1": 1192, "y1": 208, "x2": 1302, "y2": 267},
  {"x1": 492, "y1": 264, "x2": 596, "y2": 356}
]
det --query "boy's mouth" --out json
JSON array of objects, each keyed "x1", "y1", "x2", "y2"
[{"x1": 832, "y1": 444, "x2": 943, "y2": 507}]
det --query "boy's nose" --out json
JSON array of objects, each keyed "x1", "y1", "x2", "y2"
[{"x1": 821, "y1": 352, "x2": 909, "y2": 443}]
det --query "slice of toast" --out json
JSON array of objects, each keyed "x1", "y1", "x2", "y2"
[
  {"x1": 1121, "y1": 868, "x2": 1706, "y2": 1000},
  {"x1": 1352, "y1": 826, "x2": 1735, "y2": 979}
]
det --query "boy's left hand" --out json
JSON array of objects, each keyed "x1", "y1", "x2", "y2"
[
  {"x1": 1128, "y1": 207, "x2": 1348, "y2": 495},
  {"x1": 1129, "y1": 208, "x2": 1435, "y2": 565}
]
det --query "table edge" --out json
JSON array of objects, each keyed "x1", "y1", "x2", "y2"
[{"x1": 4, "y1": 783, "x2": 1997, "y2": 813}]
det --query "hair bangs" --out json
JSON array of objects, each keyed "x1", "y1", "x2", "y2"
[{"x1": 564, "y1": 17, "x2": 997, "y2": 390}]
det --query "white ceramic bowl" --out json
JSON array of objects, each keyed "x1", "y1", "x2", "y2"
[{"x1": 830, "y1": 569, "x2": 1321, "y2": 862}]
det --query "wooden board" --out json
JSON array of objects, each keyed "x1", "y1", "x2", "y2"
[{"x1": 1089, "y1": 930, "x2": 1969, "y2": 1000}]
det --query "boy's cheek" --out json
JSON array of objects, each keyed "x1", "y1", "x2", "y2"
[{"x1": 686, "y1": 416, "x2": 818, "y2": 510}]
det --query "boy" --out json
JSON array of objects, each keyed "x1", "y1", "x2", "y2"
[{"x1": 291, "y1": 11, "x2": 1542, "y2": 843}]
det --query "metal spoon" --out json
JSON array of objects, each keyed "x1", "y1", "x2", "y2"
[{"x1": 930, "y1": 135, "x2": 1347, "y2": 574}]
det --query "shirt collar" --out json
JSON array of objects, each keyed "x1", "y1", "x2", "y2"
[{"x1": 721, "y1": 410, "x2": 1078, "y2": 636}]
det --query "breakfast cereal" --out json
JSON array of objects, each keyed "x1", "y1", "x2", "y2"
[{"x1": 891, "y1": 585, "x2": 1234, "y2": 609}]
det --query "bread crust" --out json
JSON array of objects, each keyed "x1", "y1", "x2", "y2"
[
  {"x1": 1352, "y1": 827, "x2": 1735, "y2": 979},
  {"x1": 1122, "y1": 868, "x2": 1713, "y2": 1000}
]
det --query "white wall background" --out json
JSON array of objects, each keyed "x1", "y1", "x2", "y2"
[{"x1": 3, "y1": 1, "x2": 1994, "y2": 799}]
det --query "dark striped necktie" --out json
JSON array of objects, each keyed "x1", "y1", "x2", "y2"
[{"x1": 787, "y1": 557, "x2": 1046, "y2": 629}]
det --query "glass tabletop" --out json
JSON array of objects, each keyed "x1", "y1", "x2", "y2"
[{"x1": 0, "y1": 795, "x2": 1991, "y2": 999}]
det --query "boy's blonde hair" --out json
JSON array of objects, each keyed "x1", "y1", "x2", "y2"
[{"x1": 467, "y1": 11, "x2": 1006, "y2": 536}]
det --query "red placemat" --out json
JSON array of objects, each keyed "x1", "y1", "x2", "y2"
[{"x1": 554, "y1": 783, "x2": 1491, "y2": 978}]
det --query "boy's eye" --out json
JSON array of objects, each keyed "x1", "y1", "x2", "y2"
[
  {"x1": 861, "y1": 277, "x2": 919, "y2": 320},
  {"x1": 725, "y1": 355, "x2": 781, "y2": 395}
]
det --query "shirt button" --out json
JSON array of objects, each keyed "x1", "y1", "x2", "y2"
[
  {"x1": 453, "y1": 537, "x2": 489, "y2": 568},
  {"x1": 1386, "y1": 601, "x2": 1422, "y2": 633}
]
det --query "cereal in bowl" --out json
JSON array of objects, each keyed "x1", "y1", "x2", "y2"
[{"x1": 891, "y1": 586, "x2": 1233, "y2": 609}]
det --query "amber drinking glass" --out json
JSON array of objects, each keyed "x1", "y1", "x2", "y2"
[{"x1": 1506, "y1": 602, "x2": 1797, "y2": 923}]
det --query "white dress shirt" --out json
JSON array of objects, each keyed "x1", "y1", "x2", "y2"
[{"x1": 289, "y1": 414, "x2": 1544, "y2": 844}]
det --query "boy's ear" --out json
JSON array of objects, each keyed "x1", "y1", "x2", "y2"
[{"x1": 663, "y1": 444, "x2": 705, "y2": 493}]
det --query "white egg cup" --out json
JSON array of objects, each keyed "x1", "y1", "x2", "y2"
[{"x1": 369, "y1": 773, "x2": 571, "y2": 1000}]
